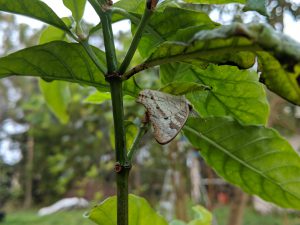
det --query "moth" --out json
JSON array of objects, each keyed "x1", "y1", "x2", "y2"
[{"x1": 137, "y1": 89, "x2": 192, "y2": 145}]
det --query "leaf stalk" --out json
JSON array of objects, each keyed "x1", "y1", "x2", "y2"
[{"x1": 118, "y1": 6, "x2": 154, "y2": 74}]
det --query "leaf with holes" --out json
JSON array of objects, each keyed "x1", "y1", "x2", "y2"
[
  {"x1": 137, "y1": 23, "x2": 300, "y2": 105},
  {"x1": 184, "y1": 117, "x2": 300, "y2": 209},
  {"x1": 161, "y1": 63, "x2": 269, "y2": 125}
]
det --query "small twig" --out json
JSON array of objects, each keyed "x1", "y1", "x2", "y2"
[
  {"x1": 127, "y1": 117, "x2": 150, "y2": 161},
  {"x1": 118, "y1": 0, "x2": 157, "y2": 75}
]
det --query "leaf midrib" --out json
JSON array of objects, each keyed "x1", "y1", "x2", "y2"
[{"x1": 184, "y1": 125, "x2": 300, "y2": 202}]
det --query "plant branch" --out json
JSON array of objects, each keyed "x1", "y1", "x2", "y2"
[
  {"x1": 110, "y1": 78, "x2": 129, "y2": 225},
  {"x1": 122, "y1": 45, "x2": 261, "y2": 80},
  {"x1": 89, "y1": 2, "x2": 129, "y2": 225},
  {"x1": 127, "y1": 121, "x2": 150, "y2": 161},
  {"x1": 64, "y1": 26, "x2": 107, "y2": 75},
  {"x1": 88, "y1": 0, "x2": 118, "y2": 73},
  {"x1": 89, "y1": 2, "x2": 131, "y2": 225},
  {"x1": 118, "y1": 7, "x2": 153, "y2": 74}
]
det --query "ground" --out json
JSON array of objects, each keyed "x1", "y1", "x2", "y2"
[{"x1": 1, "y1": 207, "x2": 299, "y2": 225}]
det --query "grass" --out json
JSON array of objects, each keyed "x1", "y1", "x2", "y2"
[
  {"x1": 213, "y1": 206, "x2": 300, "y2": 225},
  {"x1": 2, "y1": 206, "x2": 300, "y2": 225},
  {"x1": 2, "y1": 209, "x2": 94, "y2": 225}
]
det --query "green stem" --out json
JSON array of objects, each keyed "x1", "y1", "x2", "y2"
[
  {"x1": 127, "y1": 122, "x2": 150, "y2": 161},
  {"x1": 89, "y1": 2, "x2": 130, "y2": 225},
  {"x1": 88, "y1": 0, "x2": 118, "y2": 73},
  {"x1": 110, "y1": 78, "x2": 129, "y2": 225},
  {"x1": 110, "y1": 80, "x2": 127, "y2": 164},
  {"x1": 101, "y1": 13, "x2": 118, "y2": 72},
  {"x1": 118, "y1": 8, "x2": 153, "y2": 74}
]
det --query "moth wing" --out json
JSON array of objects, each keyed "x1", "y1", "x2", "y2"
[
  {"x1": 137, "y1": 89, "x2": 190, "y2": 145},
  {"x1": 149, "y1": 98, "x2": 190, "y2": 144}
]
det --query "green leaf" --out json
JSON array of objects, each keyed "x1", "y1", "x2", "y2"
[
  {"x1": 0, "y1": 0, "x2": 69, "y2": 31},
  {"x1": 39, "y1": 80, "x2": 70, "y2": 124},
  {"x1": 188, "y1": 206, "x2": 212, "y2": 225},
  {"x1": 146, "y1": 24, "x2": 257, "y2": 70},
  {"x1": 135, "y1": 7, "x2": 218, "y2": 58},
  {"x1": 110, "y1": 121, "x2": 138, "y2": 151},
  {"x1": 63, "y1": 0, "x2": 87, "y2": 23},
  {"x1": 140, "y1": 23, "x2": 300, "y2": 105},
  {"x1": 84, "y1": 92, "x2": 111, "y2": 104},
  {"x1": 0, "y1": 41, "x2": 107, "y2": 88},
  {"x1": 38, "y1": 18, "x2": 73, "y2": 124},
  {"x1": 114, "y1": 0, "x2": 145, "y2": 15},
  {"x1": 125, "y1": 121, "x2": 138, "y2": 151},
  {"x1": 161, "y1": 63, "x2": 269, "y2": 125},
  {"x1": 169, "y1": 206, "x2": 212, "y2": 225},
  {"x1": 258, "y1": 52, "x2": 300, "y2": 105},
  {"x1": 123, "y1": 77, "x2": 141, "y2": 97},
  {"x1": 184, "y1": 117, "x2": 300, "y2": 210},
  {"x1": 170, "y1": 220, "x2": 186, "y2": 225},
  {"x1": 182, "y1": 0, "x2": 267, "y2": 16},
  {"x1": 243, "y1": 0, "x2": 268, "y2": 16},
  {"x1": 160, "y1": 81, "x2": 211, "y2": 95},
  {"x1": 183, "y1": 0, "x2": 245, "y2": 3},
  {"x1": 87, "y1": 194, "x2": 168, "y2": 225},
  {"x1": 39, "y1": 18, "x2": 72, "y2": 44}
]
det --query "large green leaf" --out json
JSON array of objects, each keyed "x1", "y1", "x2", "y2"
[
  {"x1": 87, "y1": 194, "x2": 168, "y2": 225},
  {"x1": 130, "y1": 23, "x2": 300, "y2": 105},
  {"x1": 38, "y1": 19, "x2": 73, "y2": 124},
  {"x1": 62, "y1": 0, "x2": 87, "y2": 23},
  {"x1": 184, "y1": 117, "x2": 300, "y2": 209},
  {"x1": 160, "y1": 81, "x2": 210, "y2": 95},
  {"x1": 0, "y1": 0, "x2": 69, "y2": 31},
  {"x1": 134, "y1": 7, "x2": 218, "y2": 58},
  {"x1": 0, "y1": 41, "x2": 107, "y2": 88},
  {"x1": 161, "y1": 63, "x2": 269, "y2": 125}
]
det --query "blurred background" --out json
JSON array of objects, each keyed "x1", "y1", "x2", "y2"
[{"x1": 0, "y1": 1, "x2": 300, "y2": 225}]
